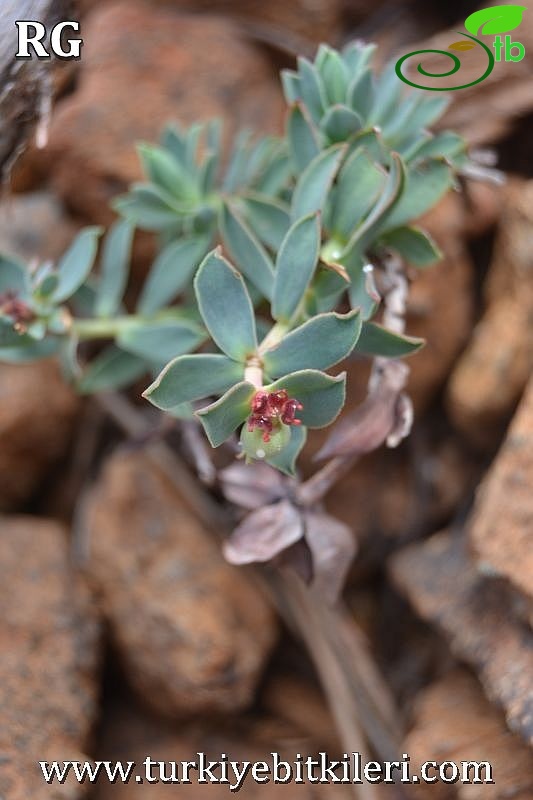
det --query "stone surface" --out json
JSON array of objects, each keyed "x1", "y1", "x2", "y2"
[
  {"x1": 85, "y1": 449, "x2": 278, "y2": 717},
  {"x1": 0, "y1": 190, "x2": 77, "y2": 264},
  {"x1": 91, "y1": 685, "x2": 353, "y2": 799},
  {"x1": 77, "y1": 0, "x2": 342, "y2": 49},
  {"x1": 389, "y1": 530, "x2": 533, "y2": 744},
  {"x1": 0, "y1": 516, "x2": 101, "y2": 800},
  {"x1": 314, "y1": 431, "x2": 477, "y2": 578},
  {"x1": 42, "y1": 1, "x2": 285, "y2": 223},
  {"x1": 0, "y1": 359, "x2": 80, "y2": 510},
  {"x1": 405, "y1": 669, "x2": 533, "y2": 799},
  {"x1": 446, "y1": 180, "x2": 533, "y2": 446},
  {"x1": 469, "y1": 377, "x2": 533, "y2": 603}
]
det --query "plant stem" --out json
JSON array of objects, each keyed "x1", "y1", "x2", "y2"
[
  {"x1": 258, "y1": 319, "x2": 290, "y2": 354},
  {"x1": 71, "y1": 316, "x2": 135, "y2": 340}
]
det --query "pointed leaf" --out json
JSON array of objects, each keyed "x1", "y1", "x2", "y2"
[
  {"x1": 287, "y1": 103, "x2": 321, "y2": 173},
  {"x1": 319, "y1": 48, "x2": 349, "y2": 105},
  {"x1": 381, "y1": 226, "x2": 442, "y2": 267},
  {"x1": 341, "y1": 152, "x2": 406, "y2": 265},
  {"x1": 342, "y1": 41, "x2": 376, "y2": 74},
  {"x1": 465, "y1": 4, "x2": 526, "y2": 35},
  {"x1": 297, "y1": 56, "x2": 326, "y2": 123},
  {"x1": 0, "y1": 255, "x2": 27, "y2": 296},
  {"x1": 355, "y1": 321, "x2": 424, "y2": 357},
  {"x1": 266, "y1": 370, "x2": 346, "y2": 429},
  {"x1": 254, "y1": 147, "x2": 292, "y2": 196},
  {"x1": 304, "y1": 511, "x2": 356, "y2": 603},
  {"x1": 272, "y1": 213, "x2": 320, "y2": 323},
  {"x1": 383, "y1": 159, "x2": 452, "y2": 230},
  {"x1": 281, "y1": 69, "x2": 301, "y2": 103},
  {"x1": 223, "y1": 129, "x2": 252, "y2": 192},
  {"x1": 137, "y1": 235, "x2": 210, "y2": 314},
  {"x1": 194, "y1": 249, "x2": 257, "y2": 361},
  {"x1": 95, "y1": 220, "x2": 134, "y2": 317},
  {"x1": 291, "y1": 144, "x2": 346, "y2": 221},
  {"x1": 348, "y1": 260, "x2": 380, "y2": 320},
  {"x1": 117, "y1": 318, "x2": 205, "y2": 363},
  {"x1": 220, "y1": 202, "x2": 274, "y2": 299},
  {"x1": 138, "y1": 143, "x2": 198, "y2": 202},
  {"x1": 0, "y1": 337, "x2": 60, "y2": 364},
  {"x1": 332, "y1": 147, "x2": 386, "y2": 239},
  {"x1": 241, "y1": 193, "x2": 290, "y2": 251},
  {"x1": 411, "y1": 131, "x2": 465, "y2": 161},
  {"x1": 77, "y1": 346, "x2": 146, "y2": 394},
  {"x1": 196, "y1": 381, "x2": 256, "y2": 447},
  {"x1": 369, "y1": 60, "x2": 402, "y2": 126},
  {"x1": 348, "y1": 69, "x2": 375, "y2": 120},
  {"x1": 144, "y1": 353, "x2": 242, "y2": 410},
  {"x1": 114, "y1": 184, "x2": 186, "y2": 230},
  {"x1": 321, "y1": 105, "x2": 363, "y2": 143},
  {"x1": 263, "y1": 310, "x2": 361, "y2": 378},
  {"x1": 224, "y1": 500, "x2": 303, "y2": 565},
  {"x1": 52, "y1": 227, "x2": 102, "y2": 303}
]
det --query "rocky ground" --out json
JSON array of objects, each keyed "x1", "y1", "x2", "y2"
[{"x1": 0, "y1": 0, "x2": 532, "y2": 798}]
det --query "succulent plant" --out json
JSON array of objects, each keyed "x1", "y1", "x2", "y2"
[{"x1": 0, "y1": 41, "x2": 470, "y2": 479}]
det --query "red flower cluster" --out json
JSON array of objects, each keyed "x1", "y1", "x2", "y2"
[
  {"x1": 0, "y1": 291, "x2": 35, "y2": 332},
  {"x1": 247, "y1": 390, "x2": 303, "y2": 443}
]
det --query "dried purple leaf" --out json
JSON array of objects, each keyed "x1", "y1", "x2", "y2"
[
  {"x1": 219, "y1": 462, "x2": 286, "y2": 510},
  {"x1": 304, "y1": 511, "x2": 357, "y2": 603},
  {"x1": 223, "y1": 499, "x2": 303, "y2": 565},
  {"x1": 315, "y1": 360, "x2": 409, "y2": 460}
]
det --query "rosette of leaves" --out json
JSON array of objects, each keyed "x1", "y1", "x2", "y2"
[
  {"x1": 143, "y1": 245, "x2": 362, "y2": 475},
  {"x1": 0, "y1": 40, "x2": 476, "y2": 475},
  {"x1": 0, "y1": 222, "x2": 211, "y2": 398},
  {"x1": 114, "y1": 120, "x2": 291, "y2": 238},
  {"x1": 279, "y1": 44, "x2": 472, "y2": 323}
]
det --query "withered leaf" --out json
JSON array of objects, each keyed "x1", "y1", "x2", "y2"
[
  {"x1": 315, "y1": 360, "x2": 409, "y2": 460},
  {"x1": 219, "y1": 462, "x2": 285, "y2": 510},
  {"x1": 223, "y1": 499, "x2": 303, "y2": 565},
  {"x1": 304, "y1": 511, "x2": 357, "y2": 603}
]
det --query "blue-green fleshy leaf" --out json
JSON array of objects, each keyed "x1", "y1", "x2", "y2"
[
  {"x1": 194, "y1": 249, "x2": 257, "y2": 362},
  {"x1": 266, "y1": 369, "x2": 346, "y2": 429},
  {"x1": 196, "y1": 381, "x2": 256, "y2": 447},
  {"x1": 220, "y1": 202, "x2": 274, "y2": 299},
  {"x1": 52, "y1": 227, "x2": 103, "y2": 303},
  {"x1": 262, "y1": 310, "x2": 361, "y2": 378},
  {"x1": 355, "y1": 322, "x2": 424, "y2": 357},
  {"x1": 143, "y1": 353, "x2": 243, "y2": 410},
  {"x1": 272, "y1": 213, "x2": 320, "y2": 323}
]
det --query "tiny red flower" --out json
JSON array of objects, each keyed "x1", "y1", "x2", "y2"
[
  {"x1": 247, "y1": 389, "x2": 303, "y2": 443},
  {"x1": 0, "y1": 290, "x2": 35, "y2": 332}
]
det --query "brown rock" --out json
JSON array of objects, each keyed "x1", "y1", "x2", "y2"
[
  {"x1": 320, "y1": 430, "x2": 477, "y2": 577},
  {"x1": 406, "y1": 245, "x2": 474, "y2": 414},
  {"x1": 92, "y1": 687, "x2": 353, "y2": 799},
  {"x1": 0, "y1": 359, "x2": 80, "y2": 510},
  {"x1": 405, "y1": 669, "x2": 533, "y2": 800},
  {"x1": 43, "y1": 1, "x2": 284, "y2": 223},
  {"x1": 389, "y1": 530, "x2": 533, "y2": 744},
  {"x1": 483, "y1": 180, "x2": 533, "y2": 306},
  {"x1": 0, "y1": 516, "x2": 101, "y2": 800},
  {"x1": 469, "y1": 377, "x2": 533, "y2": 603},
  {"x1": 76, "y1": 0, "x2": 342, "y2": 50},
  {"x1": 446, "y1": 295, "x2": 531, "y2": 446},
  {"x1": 0, "y1": 190, "x2": 77, "y2": 263},
  {"x1": 85, "y1": 449, "x2": 278, "y2": 717},
  {"x1": 446, "y1": 180, "x2": 533, "y2": 446}
]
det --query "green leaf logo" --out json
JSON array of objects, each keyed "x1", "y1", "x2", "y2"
[{"x1": 464, "y1": 4, "x2": 526, "y2": 36}]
